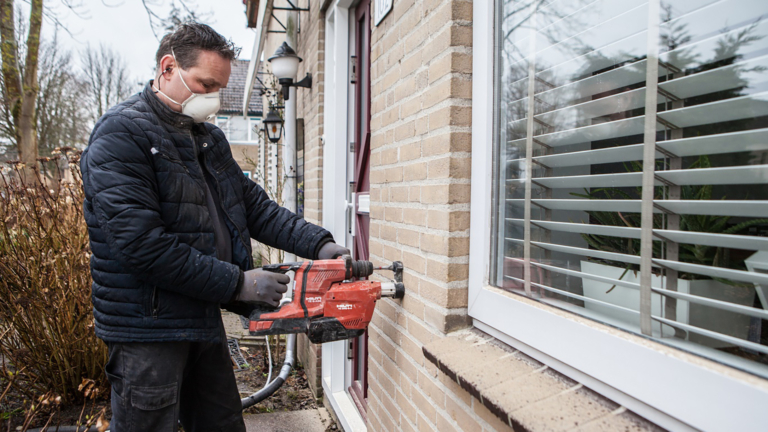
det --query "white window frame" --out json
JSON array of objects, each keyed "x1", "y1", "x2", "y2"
[
  {"x1": 215, "y1": 115, "x2": 230, "y2": 135},
  {"x1": 468, "y1": 1, "x2": 768, "y2": 431},
  {"x1": 248, "y1": 117, "x2": 261, "y2": 142}
]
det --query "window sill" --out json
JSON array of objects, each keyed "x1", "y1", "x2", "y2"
[{"x1": 422, "y1": 329, "x2": 663, "y2": 432}]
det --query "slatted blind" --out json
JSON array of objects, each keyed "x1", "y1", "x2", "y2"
[{"x1": 493, "y1": 0, "x2": 768, "y2": 377}]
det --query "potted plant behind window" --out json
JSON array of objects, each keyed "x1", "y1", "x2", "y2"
[{"x1": 576, "y1": 156, "x2": 768, "y2": 346}]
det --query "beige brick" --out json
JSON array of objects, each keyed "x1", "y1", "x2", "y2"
[
  {"x1": 403, "y1": 208, "x2": 427, "y2": 227},
  {"x1": 385, "y1": 206, "x2": 404, "y2": 223},
  {"x1": 405, "y1": 21, "x2": 429, "y2": 53},
  {"x1": 420, "y1": 279, "x2": 468, "y2": 308},
  {"x1": 390, "y1": 186, "x2": 408, "y2": 202},
  {"x1": 402, "y1": 96, "x2": 423, "y2": 119},
  {"x1": 410, "y1": 387, "x2": 437, "y2": 425},
  {"x1": 428, "y1": 52, "x2": 474, "y2": 84},
  {"x1": 415, "y1": 114, "x2": 429, "y2": 135},
  {"x1": 404, "y1": 162, "x2": 428, "y2": 181},
  {"x1": 429, "y1": 105, "x2": 472, "y2": 131},
  {"x1": 394, "y1": 76, "x2": 416, "y2": 102},
  {"x1": 370, "y1": 204, "x2": 385, "y2": 220},
  {"x1": 400, "y1": 141, "x2": 422, "y2": 161},
  {"x1": 408, "y1": 186, "x2": 421, "y2": 202},
  {"x1": 418, "y1": 370, "x2": 446, "y2": 408},
  {"x1": 381, "y1": 147, "x2": 399, "y2": 165},
  {"x1": 381, "y1": 105, "x2": 400, "y2": 127},
  {"x1": 396, "y1": 351, "x2": 420, "y2": 384},
  {"x1": 445, "y1": 394, "x2": 482, "y2": 432},
  {"x1": 395, "y1": 121, "x2": 416, "y2": 141},
  {"x1": 397, "y1": 389, "x2": 419, "y2": 426},
  {"x1": 398, "y1": 227, "x2": 421, "y2": 248},
  {"x1": 409, "y1": 316, "x2": 437, "y2": 346},
  {"x1": 420, "y1": 183, "x2": 471, "y2": 204},
  {"x1": 370, "y1": 238, "x2": 384, "y2": 257},
  {"x1": 385, "y1": 166, "x2": 404, "y2": 183},
  {"x1": 401, "y1": 50, "x2": 423, "y2": 77},
  {"x1": 427, "y1": 209, "x2": 471, "y2": 231},
  {"x1": 426, "y1": 308, "x2": 472, "y2": 332},
  {"x1": 380, "y1": 223, "x2": 397, "y2": 242},
  {"x1": 402, "y1": 291, "x2": 425, "y2": 319},
  {"x1": 450, "y1": 24, "x2": 473, "y2": 47},
  {"x1": 382, "y1": 243, "x2": 404, "y2": 262},
  {"x1": 426, "y1": 258, "x2": 469, "y2": 283},
  {"x1": 436, "y1": 412, "x2": 461, "y2": 432},
  {"x1": 422, "y1": 132, "x2": 472, "y2": 156},
  {"x1": 401, "y1": 333, "x2": 426, "y2": 366},
  {"x1": 420, "y1": 233, "x2": 470, "y2": 257},
  {"x1": 369, "y1": 221, "x2": 381, "y2": 238}
]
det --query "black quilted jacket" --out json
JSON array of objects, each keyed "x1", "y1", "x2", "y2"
[{"x1": 81, "y1": 82, "x2": 332, "y2": 343}]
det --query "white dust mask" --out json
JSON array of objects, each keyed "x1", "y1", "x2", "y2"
[{"x1": 154, "y1": 50, "x2": 221, "y2": 123}]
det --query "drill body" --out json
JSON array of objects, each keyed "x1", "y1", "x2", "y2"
[{"x1": 248, "y1": 256, "x2": 404, "y2": 344}]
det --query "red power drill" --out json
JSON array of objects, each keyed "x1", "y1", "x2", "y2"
[{"x1": 248, "y1": 256, "x2": 405, "y2": 343}]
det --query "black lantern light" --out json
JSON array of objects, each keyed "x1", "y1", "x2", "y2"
[
  {"x1": 268, "y1": 42, "x2": 312, "y2": 101},
  {"x1": 263, "y1": 108, "x2": 283, "y2": 143}
]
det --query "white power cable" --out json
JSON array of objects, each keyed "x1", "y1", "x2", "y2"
[{"x1": 263, "y1": 335, "x2": 273, "y2": 388}]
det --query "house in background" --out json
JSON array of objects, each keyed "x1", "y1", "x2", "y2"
[
  {"x1": 241, "y1": 0, "x2": 768, "y2": 431},
  {"x1": 215, "y1": 59, "x2": 264, "y2": 181}
]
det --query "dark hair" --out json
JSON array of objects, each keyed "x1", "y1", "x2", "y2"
[{"x1": 155, "y1": 22, "x2": 239, "y2": 71}]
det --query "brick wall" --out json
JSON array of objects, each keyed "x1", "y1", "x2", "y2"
[
  {"x1": 363, "y1": 0, "x2": 511, "y2": 430},
  {"x1": 295, "y1": 7, "x2": 327, "y2": 399}
]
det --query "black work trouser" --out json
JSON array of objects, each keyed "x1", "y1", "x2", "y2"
[{"x1": 105, "y1": 327, "x2": 246, "y2": 432}]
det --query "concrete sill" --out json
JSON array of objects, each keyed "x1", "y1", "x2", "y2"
[{"x1": 422, "y1": 330, "x2": 664, "y2": 432}]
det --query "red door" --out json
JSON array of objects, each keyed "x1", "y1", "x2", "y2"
[{"x1": 349, "y1": 0, "x2": 371, "y2": 419}]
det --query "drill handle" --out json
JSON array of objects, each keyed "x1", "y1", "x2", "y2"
[{"x1": 259, "y1": 262, "x2": 303, "y2": 274}]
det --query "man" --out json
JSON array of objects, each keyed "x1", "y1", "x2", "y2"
[{"x1": 81, "y1": 23, "x2": 348, "y2": 431}]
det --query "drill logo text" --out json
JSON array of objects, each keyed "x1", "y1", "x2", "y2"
[
  {"x1": 306, "y1": 297, "x2": 322, "y2": 303},
  {"x1": 336, "y1": 304, "x2": 353, "y2": 311}
]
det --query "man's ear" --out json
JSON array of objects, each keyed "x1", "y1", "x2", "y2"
[{"x1": 158, "y1": 54, "x2": 176, "y2": 80}]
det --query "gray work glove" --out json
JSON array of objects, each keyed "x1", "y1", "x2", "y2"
[
  {"x1": 232, "y1": 269, "x2": 290, "y2": 308},
  {"x1": 317, "y1": 242, "x2": 351, "y2": 260}
]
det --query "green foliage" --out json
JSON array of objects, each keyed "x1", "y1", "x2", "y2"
[
  {"x1": 573, "y1": 156, "x2": 768, "y2": 279},
  {"x1": 0, "y1": 152, "x2": 108, "y2": 403}
]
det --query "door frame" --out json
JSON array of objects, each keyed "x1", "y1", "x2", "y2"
[{"x1": 321, "y1": 0, "x2": 368, "y2": 430}]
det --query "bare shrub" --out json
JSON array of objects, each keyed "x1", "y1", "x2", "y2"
[{"x1": 0, "y1": 151, "x2": 108, "y2": 404}]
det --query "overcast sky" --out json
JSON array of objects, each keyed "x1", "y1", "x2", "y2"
[{"x1": 37, "y1": 0, "x2": 257, "y2": 89}]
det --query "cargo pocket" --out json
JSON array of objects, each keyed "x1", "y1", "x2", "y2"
[
  {"x1": 130, "y1": 382, "x2": 178, "y2": 432},
  {"x1": 131, "y1": 382, "x2": 177, "y2": 410}
]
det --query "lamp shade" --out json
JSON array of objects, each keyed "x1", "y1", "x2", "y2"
[
  {"x1": 263, "y1": 109, "x2": 283, "y2": 143},
  {"x1": 268, "y1": 42, "x2": 302, "y2": 79}
]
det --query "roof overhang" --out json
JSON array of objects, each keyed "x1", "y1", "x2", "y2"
[
  {"x1": 245, "y1": 0, "x2": 260, "y2": 28},
  {"x1": 243, "y1": 0, "x2": 274, "y2": 116}
]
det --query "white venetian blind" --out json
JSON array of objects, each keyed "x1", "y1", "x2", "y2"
[{"x1": 494, "y1": 0, "x2": 768, "y2": 377}]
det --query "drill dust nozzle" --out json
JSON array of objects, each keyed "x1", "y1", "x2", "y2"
[{"x1": 381, "y1": 282, "x2": 405, "y2": 299}]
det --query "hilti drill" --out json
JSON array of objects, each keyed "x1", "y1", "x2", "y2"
[{"x1": 248, "y1": 256, "x2": 405, "y2": 343}]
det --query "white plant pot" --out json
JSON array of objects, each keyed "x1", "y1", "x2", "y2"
[{"x1": 581, "y1": 261, "x2": 755, "y2": 348}]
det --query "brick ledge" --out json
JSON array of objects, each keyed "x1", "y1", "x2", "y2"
[{"x1": 423, "y1": 329, "x2": 665, "y2": 431}]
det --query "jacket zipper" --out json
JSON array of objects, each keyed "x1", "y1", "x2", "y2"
[
  {"x1": 151, "y1": 287, "x2": 159, "y2": 319},
  {"x1": 191, "y1": 132, "x2": 254, "y2": 269}
]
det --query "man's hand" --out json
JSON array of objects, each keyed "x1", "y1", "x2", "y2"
[
  {"x1": 318, "y1": 242, "x2": 351, "y2": 260},
  {"x1": 234, "y1": 269, "x2": 290, "y2": 308}
]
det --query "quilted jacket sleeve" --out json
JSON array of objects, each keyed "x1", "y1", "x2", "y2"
[
  {"x1": 81, "y1": 115, "x2": 241, "y2": 304},
  {"x1": 239, "y1": 174, "x2": 333, "y2": 260}
]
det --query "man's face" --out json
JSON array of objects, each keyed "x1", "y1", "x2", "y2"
[{"x1": 156, "y1": 49, "x2": 231, "y2": 112}]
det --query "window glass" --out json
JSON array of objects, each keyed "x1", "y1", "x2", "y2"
[{"x1": 494, "y1": 0, "x2": 768, "y2": 377}]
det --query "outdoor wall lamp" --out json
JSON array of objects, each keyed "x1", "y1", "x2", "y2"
[
  {"x1": 263, "y1": 108, "x2": 284, "y2": 143},
  {"x1": 268, "y1": 42, "x2": 312, "y2": 101}
]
